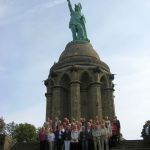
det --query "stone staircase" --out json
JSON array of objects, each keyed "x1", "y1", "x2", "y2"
[
  {"x1": 11, "y1": 143, "x2": 39, "y2": 150},
  {"x1": 10, "y1": 140, "x2": 150, "y2": 150},
  {"x1": 111, "y1": 140, "x2": 150, "y2": 150}
]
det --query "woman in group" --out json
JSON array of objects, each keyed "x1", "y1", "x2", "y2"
[
  {"x1": 47, "y1": 128, "x2": 55, "y2": 150},
  {"x1": 38, "y1": 127, "x2": 47, "y2": 150}
]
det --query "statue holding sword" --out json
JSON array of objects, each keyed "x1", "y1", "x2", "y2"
[{"x1": 67, "y1": 0, "x2": 89, "y2": 41}]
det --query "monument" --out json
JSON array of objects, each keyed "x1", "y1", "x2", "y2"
[{"x1": 44, "y1": 0, "x2": 115, "y2": 120}]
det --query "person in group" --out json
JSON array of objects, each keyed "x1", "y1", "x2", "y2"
[
  {"x1": 86, "y1": 122, "x2": 93, "y2": 150},
  {"x1": 81, "y1": 118, "x2": 86, "y2": 127},
  {"x1": 47, "y1": 118, "x2": 53, "y2": 130},
  {"x1": 38, "y1": 127, "x2": 47, "y2": 150},
  {"x1": 47, "y1": 128, "x2": 55, "y2": 150},
  {"x1": 105, "y1": 122, "x2": 112, "y2": 149},
  {"x1": 104, "y1": 116, "x2": 111, "y2": 125},
  {"x1": 79, "y1": 126, "x2": 88, "y2": 150},
  {"x1": 141, "y1": 121, "x2": 148, "y2": 137},
  {"x1": 63, "y1": 124, "x2": 71, "y2": 150},
  {"x1": 145, "y1": 121, "x2": 150, "y2": 136},
  {"x1": 53, "y1": 117, "x2": 59, "y2": 129},
  {"x1": 113, "y1": 116, "x2": 121, "y2": 143},
  {"x1": 40, "y1": 116, "x2": 121, "y2": 150},
  {"x1": 54, "y1": 125, "x2": 64, "y2": 150},
  {"x1": 100, "y1": 123, "x2": 109, "y2": 150},
  {"x1": 43, "y1": 119, "x2": 50, "y2": 131},
  {"x1": 71, "y1": 124, "x2": 80, "y2": 150},
  {"x1": 92, "y1": 123, "x2": 101, "y2": 150},
  {"x1": 111, "y1": 120, "x2": 118, "y2": 146}
]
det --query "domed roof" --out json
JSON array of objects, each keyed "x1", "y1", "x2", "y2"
[{"x1": 59, "y1": 41, "x2": 100, "y2": 64}]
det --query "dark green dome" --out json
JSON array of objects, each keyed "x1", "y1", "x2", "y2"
[{"x1": 59, "y1": 42, "x2": 100, "y2": 64}]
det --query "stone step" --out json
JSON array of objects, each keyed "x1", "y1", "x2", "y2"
[
  {"x1": 10, "y1": 140, "x2": 150, "y2": 150},
  {"x1": 11, "y1": 143, "x2": 39, "y2": 150},
  {"x1": 110, "y1": 148, "x2": 150, "y2": 150},
  {"x1": 111, "y1": 140, "x2": 150, "y2": 150}
]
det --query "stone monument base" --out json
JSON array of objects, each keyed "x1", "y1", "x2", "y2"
[
  {"x1": 0, "y1": 134, "x2": 12, "y2": 150},
  {"x1": 143, "y1": 135, "x2": 150, "y2": 144},
  {"x1": 11, "y1": 143, "x2": 39, "y2": 150}
]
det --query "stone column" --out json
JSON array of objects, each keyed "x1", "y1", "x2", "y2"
[
  {"x1": 80, "y1": 88, "x2": 88, "y2": 118},
  {"x1": 104, "y1": 88, "x2": 115, "y2": 118},
  {"x1": 90, "y1": 67, "x2": 103, "y2": 118},
  {"x1": 51, "y1": 86, "x2": 61, "y2": 119},
  {"x1": 101, "y1": 89, "x2": 107, "y2": 118},
  {"x1": 45, "y1": 78, "x2": 54, "y2": 120},
  {"x1": 70, "y1": 81, "x2": 80, "y2": 120},
  {"x1": 70, "y1": 65, "x2": 80, "y2": 120},
  {"x1": 90, "y1": 82, "x2": 103, "y2": 118},
  {"x1": 45, "y1": 92, "x2": 52, "y2": 120}
]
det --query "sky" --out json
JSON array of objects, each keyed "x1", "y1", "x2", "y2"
[{"x1": 0, "y1": 0, "x2": 150, "y2": 140}]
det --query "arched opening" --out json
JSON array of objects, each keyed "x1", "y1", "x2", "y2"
[
  {"x1": 60, "y1": 74, "x2": 71, "y2": 119},
  {"x1": 100, "y1": 75, "x2": 108, "y2": 118},
  {"x1": 80, "y1": 72, "x2": 92, "y2": 119}
]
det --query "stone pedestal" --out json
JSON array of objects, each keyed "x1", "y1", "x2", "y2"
[
  {"x1": 0, "y1": 134, "x2": 12, "y2": 150},
  {"x1": 143, "y1": 135, "x2": 150, "y2": 144},
  {"x1": 45, "y1": 42, "x2": 116, "y2": 120},
  {"x1": 0, "y1": 134, "x2": 5, "y2": 150}
]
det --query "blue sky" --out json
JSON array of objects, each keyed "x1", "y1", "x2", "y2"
[{"x1": 0, "y1": 0, "x2": 150, "y2": 140}]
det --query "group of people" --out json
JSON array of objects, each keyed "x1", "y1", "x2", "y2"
[
  {"x1": 141, "y1": 120, "x2": 150, "y2": 137},
  {"x1": 38, "y1": 116, "x2": 121, "y2": 150}
]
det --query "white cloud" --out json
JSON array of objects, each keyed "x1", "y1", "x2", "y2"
[{"x1": 0, "y1": 0, "x2": 66, "y2": 26}]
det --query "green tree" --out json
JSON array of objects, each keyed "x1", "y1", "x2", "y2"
[
  {"x1": 13, "y1": 123, "x2": 37, "y2": 143},
  {"x1": 6, "y1": 121, "x2": 17, "y2": 138},
  {"x1": 0, "y1": 117, "x2": 5, "y2": 133}
]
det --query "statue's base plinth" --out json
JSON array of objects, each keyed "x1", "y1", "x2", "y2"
[
  {"x1": 0, "y1": 134, "x2": 12, "y2": 150},
  {"x1": 143, "y1": 135, "x2": 150, "y2": 144}
]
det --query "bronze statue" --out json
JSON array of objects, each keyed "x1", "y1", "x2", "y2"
[{"x1": 67, "y1": 0, "x2": 89, "y2": 41}]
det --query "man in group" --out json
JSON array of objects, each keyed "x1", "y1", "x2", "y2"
[{"x1": 113, "y1": 116, "x2": 121, "y2": 144}]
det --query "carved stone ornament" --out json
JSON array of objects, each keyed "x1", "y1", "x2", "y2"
[
  {"x1": 70, "y1": 65, "x2": 79, "y2": 72},
  {"x1": 93, "y1": 66, "x2": 101, "y2": 73}
]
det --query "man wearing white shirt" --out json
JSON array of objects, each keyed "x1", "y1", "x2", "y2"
[{"x1": 71, "y1": 125, "x2": 80, "y2": 150}]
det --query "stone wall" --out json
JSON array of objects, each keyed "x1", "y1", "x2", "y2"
[
  {"x1": 0, "y1": 134, "x2": 12, "y2": 150},
  {"x1": 11, "y1": 143, "x2": 40, "y2": 150}
]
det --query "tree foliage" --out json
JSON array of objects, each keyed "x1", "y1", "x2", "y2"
[
  {"x1": 6, "y1": 121, "x2": 17, "y2": 138},
  {"x1": 14, "y1": 123, "x2": 37, "y2": 143},
  {"x1": 0, "y1": 117, "x2": 5, "y2": 133},
  {"x1": 6, "y1": 122, "x2": 38, "y2": 143}
]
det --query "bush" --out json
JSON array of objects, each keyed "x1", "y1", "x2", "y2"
[
  {"x1": 13, "y1": 123, "x2": 37, "y2": 143},
  {"x1": 0, "y1": 117, "x2": 5, "y2": 133},
  {"x1": 6, "y1": 121, "x2": 17, "y2": 138}
]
